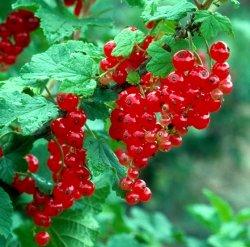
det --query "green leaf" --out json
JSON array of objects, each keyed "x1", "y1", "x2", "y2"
[
  {"x1": 123, "y1": 0, "x2": 145, "y2": 7},
  {"x1": 203, "y1": 189, "x2": 234, "y2": 222},
  {"x1": 146, "y1": 40, "x2": 172, "y2": 77},
  {"x1": 13, "y1": 0, "x2": 112, "y2": 44},
  {"x1": 48, "y1": 210, "x2": 99, "y2": 247},
  {"x1": 15, "y1": 210, "x2": 99, "y2": 247},
  {"x1": 127, "y1": 208, "x2": 174, "y2": 244},
  {"x1": 194, "y1": 10, "x2": 234, "y2": 40},
  {"x1": 0, "y1": 135, "x2": 32, "y2": 184},
  {"x1": 236, "y1": 208, "x2": 250, "y2": 223},
  {"x1": 84, "y1": 136, "x2": 125, "y2": 180},
  {"x1": 112, "y1": 28, "x2": 145, "y2": 57},
  {"x1": 127, "y1": 71, "x2": 140, "y2": 85},
  {"x1": 82, "y1": 87, "x2": 117, "y2": 121},
  {"x1": 19, "y1": 41, "x2": 98, "y2": 97},
  {"x1": 107, "y1": 234, "x2": 145, "y2": 247},
  {"x1": 142, "y1": 0, "x2": 196, "y2": 22},
  {"x1": 218, "y1": 0, "x2": 240, "y2": 7},
  {"x1": 30, "y1": 139, "x2": 54, "y2": 194},
  {"x1": 0, "y1": 188, "x2": 13, "y2": 239},
  {"x1": 0, "y1": 91, "x2": 58, "y2": 136},
  {"x1": 187, "y1": 204, "x2": 219, "y2": 231}
]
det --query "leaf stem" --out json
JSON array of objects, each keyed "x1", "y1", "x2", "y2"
[
  {"x1": 202, "y1": 0, "x2": 214, "y2": 9},
  {"x1": 194, "y1": 0, "x2": 202, "y2": 9},
  {"x1": 85, "y1": 124, "x2": 98, "y2": 139},
  {"x1": 44, "y1": 86, "x2": 56, "y2": 104}
]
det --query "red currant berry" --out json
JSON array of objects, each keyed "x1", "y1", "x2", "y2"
[
  {"x1": 173, "y1": 50, "x2": 195, "y2": 72},
  {"x1": 14, "y1": 32, "x2": 30, "y2": 47},
  {"x1": 103, "y1": 40, "x2": 116, "y2": 57},
  {"x1": 64, "y1": 0, "x2": 76, "y2": 6},
  {"x1": 25, "y1": 154, "x2": 39, "y2": 173},
  {"x1": 120, "y1": 177, "x2": 133, "y2": 191},
  {"x1": 212, "y1": 62, "x2": 230, "y2": 80},
  {"x1": 56, "y1": 93, "x2": 79, "y2": 112},
  {"x1": 139, "y1": 187, "x2": 152, "y2": 202},
  {"x1": 34, "y1": 212, "x2": 51, "y2": 227},
  {"x1": 210, "y1": 41, "x2": 230, "y2": 63},
  {"x1": 127, "y1": 167, "x2": 139, "y2": 180},
  {"x1": 125, "y1": 192, "x2": 140, "y2": 205},
  {"x1": 35, "y1": 231, "x2": 50, "y2": 246}
]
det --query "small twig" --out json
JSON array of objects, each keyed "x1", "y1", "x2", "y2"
[
  {"x1": 44, "y1": 86, "x2": 56, "y2": 104},
  {"x1": 85, "y1": 124, "x2": 98, "y2": 139},
  {"x1": 194, "y1": 0, "x2": 202, "y2": 9},
  {"x1": 202, "y1": 0, "x2": 214, "y2": 9}
]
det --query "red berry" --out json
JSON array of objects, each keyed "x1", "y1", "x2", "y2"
[
  {"x1": 212, "y1": 62, "x2": 230, "y2": 80},
  {"x1": 56, "y1": 93, "x2": 79, "y2": 112},
  {"x1": 120, "y1": 177, "x2": 133, "y2": 190},
  {"x1": 139, "y1": 187, "x2": 152, "y2": 202},
  {"x1": 35, "y1": 231, "x2": 50, "y2": 246},
  {"x1": 25, "y1": 154, "x2": 39, "y2": 173},
  {"x1": 0, "y1": 147, "x2": 3, "y2": 158},
  {"x1": 103, "y1": 40, "x2": 116, "y2": 57},
  {"x1": 210, "y1": 41, "x2": 230, "y2": 63},
  {"x1": 173, "y1": 50, "x2": 195, "y2": 72},
  {"x1": 64, "y1": 0, "x2": 76, "y2": 6},
  {"x1": 14, "y1": 32, "x2": 30, "y2": 47},
  {"x1": 34, "y1": 212, "x2": 51, "y2": 227},
  {"x1": 125, "y1": 192, "x2": 140, "y2": 205},
  {"x1": 127, "y1": 167, "x2": 139, "y2": 180},
  {"x1": 146, "y1": 21, "x2": 156, "y2": 29}
]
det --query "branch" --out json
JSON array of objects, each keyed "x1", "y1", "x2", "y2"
[
  {"x1": 201, "y1": 0, "x2": 214, "y2": 9},
  {"x1": 194, "y1": 0, "x2": 202, "y2": 9}
]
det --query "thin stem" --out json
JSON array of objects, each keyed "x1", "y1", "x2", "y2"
[
  {"x1": 44, "y1": 85, "x2": 56, "y2": 103},
  {"x1": 85, "y1": 124, "x2": 98, "y2": 139},
  {"x1": 204, "y1": 37, "x2": 212, "y2": 69},
  {"x1": 194, "y1": 0, "x2": 202, "y2": 9},
  {"x1": 202, "y1": 0, "x2": 214, "y2": 9}
]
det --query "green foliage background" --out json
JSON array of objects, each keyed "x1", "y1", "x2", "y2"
[{"x1": 0, "y1": 0, "x2": 249, "y2": 246}]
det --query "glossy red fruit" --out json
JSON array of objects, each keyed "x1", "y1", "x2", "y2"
[
  {"x1": 34, "y1": 212, "x2": 52, "y2": 227},
  {"x1": 139, "y1": 187, "x2": 152, "y2": 202},
  {"x1": 74, "y1": 0, "x2": 83, "y2": 16},
  {"x1": 212, "y1": 62, "x2": 230, "y2": 80},
  {"x1": 120, "y1": 177, "x2": 133, "y2": 190},
  {"x1": 127, "y1": 167, "x2": 139, "y2": 180},
  {"x1": 66, "y1": 131, "x2": 84, "y2": 148},
  {"x1": 210, "y1": 41, "x2": 230, "y2": 63},
  {"x1": 103, "y1": 40, "x2": 116, "y2": 57},
  {"x1": 125, "y1": 192, "x2": 140, "y2": 205},
  {"x1": 67, "y1": 110, "x2": 86, "y2": 129},
  {"x1": 0, "y1": 147, "x2": 3, "y2": 158},
  {"x1": 56, "y1": 93, "x2": 79, "y2": 112},
  {"x1": 146, "y1": 21, "x2": 156, "y2": 29},
  {"x1": 173, "y1": 50, "x2": 195, "y2": 72},
  {"x1": 25, "y1": 154, "x2": 39, "y2": 173},
  {"x1": 64, "y1": 0, "x2": 76, "y2": 6},
  {"x1": 14, "y1": 32, "x2": 30, "y2": 47},
  {"x1": 35, "y1": 231, "x2": 50, "y2": 246}
]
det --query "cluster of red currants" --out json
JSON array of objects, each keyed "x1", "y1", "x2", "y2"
[
  {"x1": 0, "y1": 9, "x2": 39, "y2": 70},
  {"x1": 99, "y1": 28, "x2": 154, "y2": 85},
  {"x1": 109, "y1": 41, "x2": 233, "y2": 205},
  {"x1": 63, "y1": 0, "x2": 84, "y2": 16},
  {"x1": 13, "y1": 93, "x2": 95, "y2": 246}
]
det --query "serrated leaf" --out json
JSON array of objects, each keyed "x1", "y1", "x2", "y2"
[
  {"x1": 123, "y1": 0, "x2": 145, "y2": 7},
  {"x1": 13, "y1": 0, "x2": 112, "y2": 44},
  {"x1": 30, "y1": 139, "x2": 54, "y2": 193},
  {"x1": 187, "y1": 204, "x2": 219, "y2": 231},
  {"x1": 84, "y1": 136, "x2": 125, "y2": 180},
  {"x1": 127, "y1": 208, "x2": 174, "y2": 243},
  {"x1": 112, "y1": 28, "x2": 145, "y2": 57},
  {"x1": 236, "y1": 208, "x2": 250, "y2": 223},
  {"x1": 0, "y1": 135, "x2": 33, "y2": 184},
  {"x1": 82, "y1": 101, "x2": 110, "y2": 121},
  {"x1": 142, "y1": 0, "x2": 196, "y2": 22},
  {"x1": 127, "y1": 71, "x2": 140, "y2": 85},
  {"x1": 0, "y1": 91, "x2": 58, "y2": 136},
  {"x1": 48, "y1": 210, "x2": 99, "y2": 247},
  {"x1": 107, "y1": 234, "x2": 145, "y2": 247},
  {"x1": 81, "y1": 87, "x2": 116, "y2": 121},
  {"x1": 203, "y1": 189, "x2": 234, "y2": 222},
  {"x1": 146, "y1": 40, "x2": 172, "y2": 77},
  {"x1": 0, "y1": 188, "x2": 13, "y2": 239},
  {"x1": 15, "y1": 210, "x2": 99, "y2": 247},
  {"x1": 20, "y1": 41, "x2": 98, "y2": 97},
  {"x1": 194, "y1": 10, "x2": 234, "y2": 40}
]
